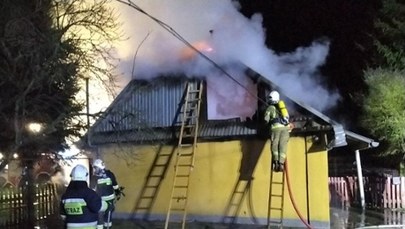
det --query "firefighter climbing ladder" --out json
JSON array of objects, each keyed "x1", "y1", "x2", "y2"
[
  {"x1": 164, "y1": 81, "x2": 203, "y2": 229},
  {"x1": 267, "y1": 168, "x2": 286, "y2": 229}
]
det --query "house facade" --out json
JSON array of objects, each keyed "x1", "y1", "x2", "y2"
[{"x1": 86, "y1": 73, "x2": 372, "y2": 228}]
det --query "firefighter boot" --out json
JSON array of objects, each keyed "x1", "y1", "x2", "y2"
[
  {"x1": 272, "y1": 160, "x2": 280, "y2": 172},
  {"x1": 279, "y1": 162, "x2": 284, "y2": 172}
]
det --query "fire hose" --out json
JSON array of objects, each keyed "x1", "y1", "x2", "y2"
[{"x1": 284, "y1": 161, "x2": 314, "y2": 229}]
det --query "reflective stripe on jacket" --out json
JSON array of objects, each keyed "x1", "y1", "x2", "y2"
[
  {"x1": 66, "y1": 221, "x2": 98, "y2": 229},
  {"x1": 94, "y1": 170, "x2": 118, "y2": 201},
  {"x1": 60, "y1": 181, "x2": 105, "y2": 226}
]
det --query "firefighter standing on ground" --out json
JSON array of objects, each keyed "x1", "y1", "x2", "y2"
[
  {"x1": 264, "y1": 90, "x2": 290, "y2": 172},
  {"x1": 92, "y1": 159, "x2": 120, "y2": 229},
  {"x1": 60, "y1": 164, "x2": 108, "y2": 229}
]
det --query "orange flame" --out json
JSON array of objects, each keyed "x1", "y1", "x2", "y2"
[{"x1": 180, "y1": 41, "x2": 213, "y2": 61}]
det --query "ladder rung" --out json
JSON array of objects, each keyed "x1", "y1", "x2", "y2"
[
  {"x1": 271, "y1": 181, "x2": 283, "y2": 185},
  {"x1": 184, "y1": 116, "x2": 198, "y2": 120},
  {"x1": 182, "y1": 121, "x2": 196, "y2": 125},
  {"x1": 269, "y1": 221, "x2": 282, "y2": 224},
  {"x1": 149, "y1": 174, "x2": 163, "y2": 177},
  {"x1": 181, "y1": 116, "x2": 196, "y2": 121},
  {"x1": 178, "y1": 153, "x2": 193, "y2": 156},
  {"x1": 180, "y1": 137, "x2": 194, "y2": 141},
  {"x1": 185, "y1": 112, "x2": 198, "y2": 116},
  {"x1": 179, "y1": 144, "x2": 193, "y2": 147},
  {"x1": 184, "y1": 109, "x2": 197, "y2": 114},
  {"x1": 182, "y1": 127, "x2": 195, "y2": 131},
  {"x1": 270, "y1": 194, "x2": 283, "y2": 197},
  {"x1": 182, "y1": 134, "x2": 195, "y2": 137},
  {"x1": 181, "y1": 128, "x2": 195, "y2": 133},
  {"x1": 270, "y1": 207, "x2": 283, "y2": 210},
  {"x1": 148, "y1": 177, "x2": 162, "y2": 180},
  {"x1": 165, "y1": 82, "x2": 202, "y2": 224},
  {"x1": 269, "y1": 218, "x2": 282, "y2": 221},
  {"x1": 159, "y1": 154, "x2": 171, "y2": 157},
  {"x1": 175, "y1": 174, "x2": 190, "y2": 177},
  {"x1": 174, "y1": 185, "x2": 188, "y2": 188},
  {"x1": 145, "y1": 186, "x2": 158, "y2": 189},
  {"x1": 175, "y1": 176, "x2": 189, "y2": 179},
  {"x1": 177, "y1": 164, "x2": 192, "y2": 167},
  {"x1": 183, "y1": 105, "x2": 198, "y2": 110},
  {"x1": 180, "y1": 110, "x2": 196, "y2": 115}
]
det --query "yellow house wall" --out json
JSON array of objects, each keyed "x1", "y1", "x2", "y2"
[{"x1": 98, "y1": 136, "x2": 329, "y2": 227}]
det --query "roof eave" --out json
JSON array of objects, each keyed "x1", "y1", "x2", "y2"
[{"x1": 345, "y1": 130, "x2": 379, "y2": 150}]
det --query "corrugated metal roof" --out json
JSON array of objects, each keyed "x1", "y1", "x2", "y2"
[
  {"x1": 88, "y1": 117, "x2": 335, "y2": 145},
  {"x1": 87, "y1": 70, "x2": 376, "y2": 148},
  {"x1": 91, "y1": 76, "x2": 200, "y2": 133},
  {"x1": 89, "y1": 120, "x2": 258, "y2": 145},
  {"x1": 88, "y1": 74, "x2": 336, "y2": 145}
]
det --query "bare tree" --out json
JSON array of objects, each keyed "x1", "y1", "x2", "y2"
[
  {"x1": 0, "y1": 0, "x2": 122, "y2": 171},
  {"x1": 52, "y1": 0, "x2": 122, "y2": 95}
]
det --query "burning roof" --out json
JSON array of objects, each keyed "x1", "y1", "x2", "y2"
[{"x1": 86, "y1": 68, "x2": 348, "y2": 149}]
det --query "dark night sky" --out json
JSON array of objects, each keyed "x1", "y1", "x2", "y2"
[{"x1": 239, "y1": 0, "x2": 381, "y2": 129}]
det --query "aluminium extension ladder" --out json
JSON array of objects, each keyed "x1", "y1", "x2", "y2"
[
  {"x1": 164, "y1": 81, "x2": 203, "y2": 229},
  {"x1": 267, "y1": 166, "x2": 286, "y2": 228}
]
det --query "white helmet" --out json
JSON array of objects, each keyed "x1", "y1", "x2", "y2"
[
  {"x1": 70, "y1": 164, "x2": 88, "y2": 181},
  {"x1": 269, "y1": 90, "x2": 280, "y2": 104},
  {"x1": 92, "y1": 159, "x2": 105, "y2": 170}
]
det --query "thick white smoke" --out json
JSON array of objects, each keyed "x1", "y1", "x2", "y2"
[{"x1": 113, "y1": 0, "x2": 339, "y2": 118}]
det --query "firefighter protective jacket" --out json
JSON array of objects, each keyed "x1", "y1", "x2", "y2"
[
  {"x1": 94, "y1": 169, "x2": 119, "y2": 201},
  {"x1": 60, "y1": 181, "x2": 107, "y2": 229},
  {"x1": 264, "y1": 100, "x2": 289, "y2": 130}
]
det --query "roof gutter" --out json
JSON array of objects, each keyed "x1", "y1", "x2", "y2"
[{"x1": 345, "y1": 130, "x2": 379, "y2": 150}]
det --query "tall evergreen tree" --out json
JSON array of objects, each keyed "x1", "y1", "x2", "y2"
[
  {"x1": 374, "y1": 0, "x2": 405, "y2": 70},
  {"x1": 360, "y1": 69, "x2": 405, "y2": 156}
]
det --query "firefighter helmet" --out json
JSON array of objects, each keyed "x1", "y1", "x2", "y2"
[
  {"x1": 70, "y1": 164, "x2": 88, "y2": 181},
  {"x1": 92, "y1": 159, "x2": 105, "y2": 170},
  {"x1": 269, "y1": 91, "x2": 280, "y2": 104}
]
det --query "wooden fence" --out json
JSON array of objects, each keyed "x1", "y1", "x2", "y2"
[
  {"x1": 329, "y1": 176, "x2": 405, "y2": 209},
  {"x1": 0, "y1": 183, "x2": 58, "y2": 228}
]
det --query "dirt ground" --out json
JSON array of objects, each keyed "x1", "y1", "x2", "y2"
[
  {"x1": 37, "y1": 207, "x2": 393, "y2": 229},
  {"x1": 40, "y1": 217, "x2": 269, "y2": 229},
  {"x1": 113, "y1": 219, "x2": 269, "y2": 229}
]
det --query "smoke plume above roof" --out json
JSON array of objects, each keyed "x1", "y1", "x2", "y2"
[{"x1": 114, "y1": 0, "x2": 339, "y2": 112}]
